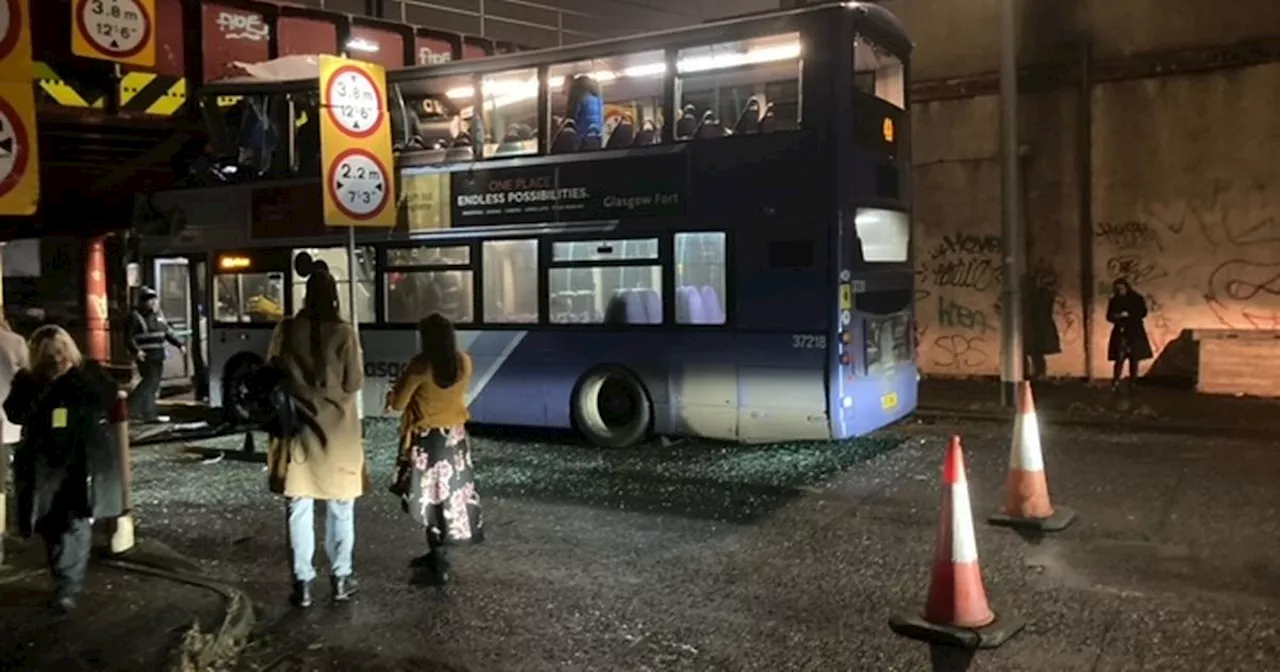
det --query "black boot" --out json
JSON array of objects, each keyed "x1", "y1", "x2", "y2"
[
  {"x1": 290, "y1": 580, "x2": 313, "y2": 608},
  {"x1": 331, "y1": 575, "x2": 357, "y2": 603}
]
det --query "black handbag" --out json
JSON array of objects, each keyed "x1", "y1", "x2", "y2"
[{"x1": 244, "y1": 319, "x2": 305, "y2": 440}]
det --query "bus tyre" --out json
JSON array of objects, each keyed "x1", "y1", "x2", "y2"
[
  {"x1": 572, "y1": 366, "x2": 652, "y2": 449},
  {"x1": 221, "y1": 354, "x2": 263, "y2": 424}
]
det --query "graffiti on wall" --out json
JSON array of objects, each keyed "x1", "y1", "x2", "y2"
[{"x1": 1091, "y1": 181, "x2": 1280, "y2": 373}]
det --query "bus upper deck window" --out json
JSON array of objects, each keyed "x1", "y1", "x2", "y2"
[
  {"x1": 853, "y1": 37, "x2": 905, "y2": 110},
  {"x1": 546, "y1": 50, "x2": 666, "y2": 153},
  {"x1": 675, "y1": 32, "x2": 802, "y2": 139}
]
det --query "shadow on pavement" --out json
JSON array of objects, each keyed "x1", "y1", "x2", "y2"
[{"x1": 930, "y1": 644, "x2": 977, "y2": 671}]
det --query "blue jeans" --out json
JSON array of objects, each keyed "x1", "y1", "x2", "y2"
[{"x1": 286, "y1": 497, "x2": 355, "y2": 582}]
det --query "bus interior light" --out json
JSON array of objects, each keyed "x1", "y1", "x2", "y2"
[{"x1": 445, "y1": 41, "x2": 803, "y2": 106}]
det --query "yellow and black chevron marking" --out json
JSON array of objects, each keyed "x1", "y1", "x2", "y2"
[
  {"x1": 119, "y1": 71, "x2": 188, "y2": 116},
  {"x1": 34, "y1": 61, "x2": 105, "y2": 109}
]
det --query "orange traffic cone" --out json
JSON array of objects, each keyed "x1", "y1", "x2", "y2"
[
  {"x1": 989, "y1": 381, "x2": 1077, "y2": 532},
  {"x1": 890, "y1": 437, "x2": 1025, "y2": 649}
]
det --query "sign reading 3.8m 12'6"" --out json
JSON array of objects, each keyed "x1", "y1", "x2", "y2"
[
  {"x1": 72, "y1": 0, "x2": 156, "y2": 67},
  {"x1": 0, "y1": 0, "x2": 38, "y2": 216},
  {"x1": 319, "y1": 55, "x2": 396, "y2": 228}
]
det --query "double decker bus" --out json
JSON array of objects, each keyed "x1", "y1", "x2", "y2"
[{"x1": 140, "y1": 1, "x2": 915, "y2": 447}]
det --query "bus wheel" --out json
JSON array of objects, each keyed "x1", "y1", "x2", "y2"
[
  {"x1": 221, "y1": 354, "x2": 263, "y2": 424},
  {"x1": 572, "y1": 366, "x2": 652, "y2": 449}
]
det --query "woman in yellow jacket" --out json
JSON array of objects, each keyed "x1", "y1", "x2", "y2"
[{"x1": 385, "y1": 313, "x2": 484, "y2": 585}]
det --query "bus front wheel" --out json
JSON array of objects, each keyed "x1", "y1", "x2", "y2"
[
  {"x1": 222, "y1": 354, "x2": 263, "y2": 424},
  {"x1": 572, "y1": 366, "x2": 652, "y2": 449}
]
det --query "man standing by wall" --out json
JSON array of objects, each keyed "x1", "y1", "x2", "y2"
[{"x1": 126, "y1": 287, "x2": 185, "y2": 424}]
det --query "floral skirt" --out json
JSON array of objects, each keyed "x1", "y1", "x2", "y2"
[{"x1": 404, "y1": 426, "x2": 483, "y2": 546}]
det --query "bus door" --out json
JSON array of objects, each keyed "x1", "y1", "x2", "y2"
[{"x1": 153, "y1": 257, "x2": 193, "y2": 385}]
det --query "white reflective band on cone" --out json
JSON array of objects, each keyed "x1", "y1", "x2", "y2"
[
  {"x1": 1010, "y1": 412, "x2": 1046, "y2": 472},
  {"x1": 950, "y1": 482, "x2": 980, "y2": 564}
]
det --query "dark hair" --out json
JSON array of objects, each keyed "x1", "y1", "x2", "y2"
[
  {"x1": 1113, "y1": 278, "x2": 1132, "y2": 292},
  {"x1": 418, "y1": 313, "x2": 461, "y2": 388},
  {"x1": 302, "y1": 270, "x2": 342, "y2": 387}
]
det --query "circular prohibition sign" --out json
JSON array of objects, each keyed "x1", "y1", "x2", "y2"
[
  {"x1": 75, "y1": 0, "x2": 153, "y2": 59},
  {"x1": 0, "y1": 94, "x2": 31, "y2": 200},
  {"x1": 325, "y1": 65, "x2": 386, "y2": 139},
  {"x1": 0, "y1": 0, "x2": 24, "y2": 64},
  {"x1": 328, "y1": 148, "x2": 391, "y2": 221}
]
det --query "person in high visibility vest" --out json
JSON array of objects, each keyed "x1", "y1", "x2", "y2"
[{"x1": 126, "y1": 287, "x2": 186, "y2": 424}]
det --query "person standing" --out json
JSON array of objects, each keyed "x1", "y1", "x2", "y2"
[
  {"x1": 5, "y1": 326, "x2": 118, "y2": 611},
  {"x1": 266, "y1": 270, "x2": 366, "y2": 608},
  {"x1": 126, "y1": 287, "x2": 185, "y2": 423},
  {"x1": 1106, "y1": 278, "x2": 1153, "y2": 390},
  {"x1": 0, "y1": 316, "x2": 29, "y2": 567},
  {"x1": 385, "y1": 313, "x2": 484, "y2": 586}
]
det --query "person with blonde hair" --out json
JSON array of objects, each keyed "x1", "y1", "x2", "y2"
[
  {"x1": 5, "y1": 325, "x2": 118, "y2": 611},
  {"x1": 0, "y1": 314, "x2": 28, "y2": 567}
]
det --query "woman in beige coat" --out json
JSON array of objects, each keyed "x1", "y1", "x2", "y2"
[{"x1": 266, "y1": 270, "x2": 366, "y2": 608}]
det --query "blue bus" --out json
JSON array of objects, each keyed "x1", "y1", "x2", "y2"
[{"x1": 139, "y1": 1, "x2": 916, "y2": 447}]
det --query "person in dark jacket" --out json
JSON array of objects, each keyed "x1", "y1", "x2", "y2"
[
  {"x1": 5, "y1": 325, "x2": 118, "y2": 611},
  {"x1": 126, "y1": 287, "x2": 185, "y2": 423},
  {"x1": 1023, "y1": 272, "x2": 1063, "y2": 379},
  {"x1": 1106, "y1": 278, "x2": 1153, "y2": 390}
]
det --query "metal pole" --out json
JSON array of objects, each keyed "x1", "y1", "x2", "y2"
[
  {"x1": 999, "y1": 0, "x2": 1024, "y2": 406},
  {"x1": 557, "y1": 13, "x2": 564, "y2": 47},
  {"x1": 479, "y1": 0, "x2": 486, "y2": 36},
  {"x1": 346, "y1": 226, "x2": 364, "y2": 421}
]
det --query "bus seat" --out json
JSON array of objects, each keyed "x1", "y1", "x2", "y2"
[
  {"x1": 604, "y1": 293, "x2": 630, "y2": 324},
  {"x1": 675, "y1": 104, "x2": 698, "y2": 139},
  {"x1": 551, "y1": 119, "x2": 580, "y2": 154},
  {"x1": 495, "y1": 123, "x2": 533, "y2": 156},
  {"x1": 579, "y1": 127, "x2": 603, "y2": 151},
  {"x1": 734, "y1": 99, "x2": 762, "y2": 135},
  {"x1": 679, "y1": 286, "x2": 707, "y2": 324},
  {"x1": 632, "y1": 121, "x2": 657, "y2": 146},
  {"x1": 640, "y1": 289, "x2": 662, "y2": 324},
  {"x1": 694, "y1": 110, "x2": 723, "y2": 139},
  {"x1": 622, "y1": 290, "x2": 650, "y2": 324},
  {"x1": 445, "y1": 133, "x2": 475, "y2": 162},
  {"x1": 606, "y1": 120, "x2": 634, "y2": 149},
  {"x1": 675, "y1": 286, "x2": 693, "y2": 323},
  {"x1": 699, "y1": 285, "x2": 724, "y2": 324},
  {"x1": 758, "y1": 104, "x2": 777, "y2": 134}
]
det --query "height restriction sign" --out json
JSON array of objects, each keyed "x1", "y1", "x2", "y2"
[
  {"x1": 0, "y1": 0, "x2": 33, "y2": 83},
  {"x1": 72, "y1": 0, "x2": 156, "y2": 67},
  {"x1": 319, "y1": 55, "x2": 396, "y2": 228},
  {"x1": 0, "y1": 81, "x2": 40, "y2": 215}
]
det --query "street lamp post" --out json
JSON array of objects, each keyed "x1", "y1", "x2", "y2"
[{"x1": 1000, "y1": 0, "x2": 1025, "y2": 406}]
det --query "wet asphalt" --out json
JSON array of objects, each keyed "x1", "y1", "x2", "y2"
[{"x1": 89, "y1": 417, "x2": 1280, "y2": 670}]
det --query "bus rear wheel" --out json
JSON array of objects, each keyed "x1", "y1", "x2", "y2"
[{"x1": 572, "y1": 366, "x2": 652, "y2": 449}]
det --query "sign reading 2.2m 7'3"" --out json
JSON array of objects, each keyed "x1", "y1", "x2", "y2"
[{"x1": 72, "y1": 0, "x2": 155, "y2": 66}]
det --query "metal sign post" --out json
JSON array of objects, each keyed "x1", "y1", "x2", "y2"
[{"x1": 999, "y1": 0, "x2": 1025, "y2": 407}]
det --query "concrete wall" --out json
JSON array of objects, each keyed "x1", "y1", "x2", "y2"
[{"x1": 913, "y1": 62, "x2": 1280, "y2": 379}]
